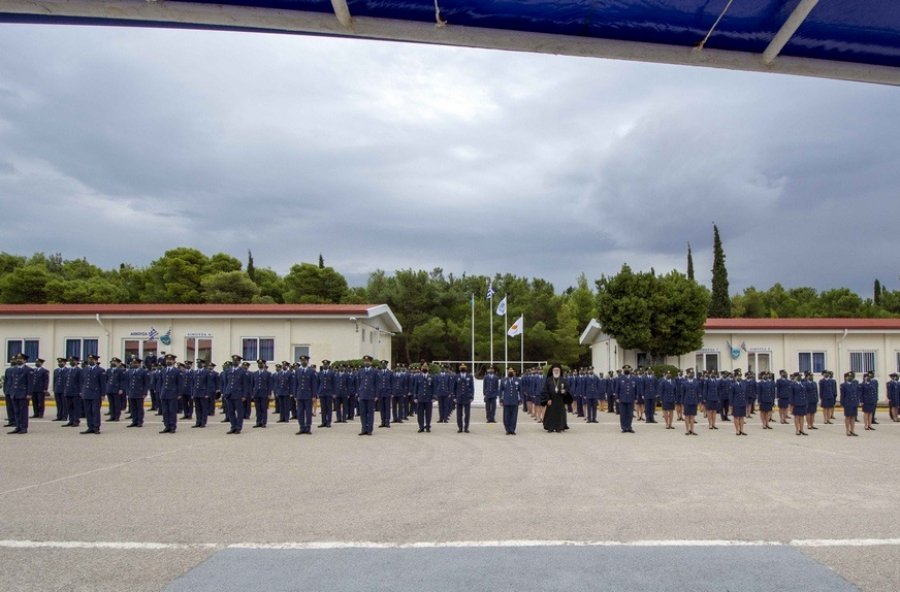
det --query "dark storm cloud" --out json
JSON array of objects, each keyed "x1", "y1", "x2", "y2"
[{"x1": 0, "y1": 24, "x2": 898, "y2": 294}]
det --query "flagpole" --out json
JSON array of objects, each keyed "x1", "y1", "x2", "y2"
[
  {"x1": 470, "y1": 293, "x2": 475, "y2": 372},
  {"x1": 520, "y1": 313, "x2": 524, "y2": 374},
  {"x1": 504, "y1": 295, "x2": 508, "y2": 372},
  {"x1": 489, "y1": 291, "x2": 494, "y2": 368}
]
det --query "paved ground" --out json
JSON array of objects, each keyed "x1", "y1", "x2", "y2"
[{"x1": 1, "y1": 404, "x2": 899, "y2": 591}]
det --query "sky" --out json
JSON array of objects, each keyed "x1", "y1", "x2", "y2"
[{"x1": 0, "y1": 22, "x2": 898, "y2": 297}]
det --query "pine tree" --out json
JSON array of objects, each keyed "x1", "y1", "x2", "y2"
[
  {"x1": 708, "y1": 224, "x2": 732, "y2": 318},
  {"x1": 874, "y1": 279, "x2": 882, "y2": 305},
  {"x1": 687, "y1": 243, "x2": 694, "y2": 281},
  {"x1": 318, "y1": 253, "x2": 325, "y2": 269},
  {"x1": 246, "y1": 250, "x2": 256, "y2": 283}
]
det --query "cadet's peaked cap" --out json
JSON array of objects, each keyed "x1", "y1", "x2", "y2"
[
  {"x1": 241, "y1": 361, "x2": 250, "y2": 366},
  {"x1": 299, "y1": 355, "x2": 310, "y2": 361},
  {"x1": 68, "y1": 355, "x2": 80, "y2": 362},
  {"x1": 231, "y1": 354, "x2": 243, "y2": 361},
  {"x1": 322, "y1": 359, "x2": 331, "y2": 365},
  {"x1": 381, "y1": 359, "x2": 390, "y2": 365},
  {"x1": 890, "y1": 373, "x2": 899, "y2": 378},
  {"x1": 111, "y1": 357, "x2": 122, "y2": 363},
  {"x1": 459, "y1": 364, "x2": 468, "y2": 371},
  {"x1": 362, "y1": 355, "x2": 373, "y2": 362},
  {"x1": 257, "y1": 359, "x2": 266, "y2": 364},
  {"x1": 35, "y1": 358, "x2": 45, "y2": 363},
  {"x1": 622, "y1": 364, "x2": 633, "y2": 370},
  {"x1": 87, "y1": 353, "x2": 100, "y2": 360},
  {"x1": 281, "y1": 361, "x2": 290, "y2": 366},
  {"x1": 196, "y1": 358, "x2": 206, "y2": 364},
  {"x1": 165, "y1": 354, "x2": 177, "y2": 360},
  {"x1": 56, "y1": 357, "x2": 66, "y2": 362}
]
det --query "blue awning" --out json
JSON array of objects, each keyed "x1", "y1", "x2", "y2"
[{"x1": 3, "y1": 0, "x2": 899, "y2": 85}]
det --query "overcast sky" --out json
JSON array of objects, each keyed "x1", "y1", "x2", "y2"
[{"x1": 1, "y1": 23, "x2": 898, "y2": 296}]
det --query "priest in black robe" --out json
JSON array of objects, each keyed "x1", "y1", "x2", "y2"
[{"x1": 541, "y1": 364, "x2": 572, "y2": 433}]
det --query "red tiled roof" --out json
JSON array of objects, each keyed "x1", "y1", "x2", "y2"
[
  {"x1": 705, "y1": 318, "x2": 900, "y2": 331},
  {"x1": 0, "y1": 304, "x2": 378, "y2": 316}
]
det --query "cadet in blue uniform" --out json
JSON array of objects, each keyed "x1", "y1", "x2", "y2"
[
  {"x1": 412, "y1": 364, "x2": 434, "y2": 432},
  {"x1": 704, "y1": 372, "x2": 720, "y2": 430},
  {"x1": 180, "y1": 360, "x2": 195, "y2": 420},
  {"x1": 454, "y1": 364, "x2": 475, "y2": 433},
  {"x1": 434, "y1": 365, "x2": 452, "y2": 423},
  {"x1": 376, "y1": 360, "x2": 393, "y2": 428},
  {"x1": 317, "y1": 360, "x2": 335, "y2": 428},
  {"x1": 274, "y1": 361, "x2": 293, "y2": 423},
  {"x1": 861, "y1": 373, "x2": 878, "y2": 431},
  {"x1": 29, "y1": 358, "x2": 49, "y2": 419},
  {"x1": 584, "y1": 368, "x2": 600, "y2": 423},
  {"x1": 105, "y1": 357, "x2": 125, "y2": 422},
  {"x1": 659, "y1": 370, "x2": 676, "y2": 429},
  {"x1": 868, "y1": 371, "x2": 880, "y2": 425},
  {"x1": 52, "y1": 357, "x2": 68, "y2": 421},
  {"x1": 190, "y1": 358, "x2": 212, "y2": 428},
  {"x1": 7, "y1": 354, "x2": 33, "y2": 434},
  {"x1": 776, "y1": 370, "x2": 792, "y2": 424},
  {"x1": 158, "y1": 354, "x2": 182, "y2": 433},
  {"x1": 126, "y1": 358, "x2": 149, "y2": 427},
  {"x1": 718, "y1": 370, "x2": 731, "y2": 422},
  {"x1": 888, "y1": 373, "x2": 900, "y2": 422},
  {"x1": 789, "y1": 373, "x2": 808, "y2": 436},
  {"x1": 390, "y1": 364, "x2": 407, "y2": 424},
  {"x1": 840, "y1": 372, "x2": 860, "y2": 436},
  {"x1": 356, "y1": 355, "x2": 377, "y2": 435},
  {"x1": 5, "y1": 357, "x2": 18, "y2": 427},
  {"x1": 293, "y1": 355, "x2": 318, "y2": 434},
  {"x1": 616, "y1": 365, "x2": 638, "y2": 433},
  {"x1": 803, "y1": 371, "x2": 819, "y2": 431},
  {"x1": 249, "y1": 359, "x2": 272, "y2": 428},
  {"x1": 62, "y1": 356, "x2": 83, "y2": 427},
  {"x1": 757, "y1": 371, "x2": 775, "y2": 429},
  {"x1": 643, "y1": 370, "x2": 658, "y2": 424},
  {"x1": 681, "y1": 369, "x2": 699, "y2": 435},
  {"x1": 334, "y1": 364, "x2": 350, "y2": 423},
  {"x1": 208, "y1": 362, "x2": 219, "y2": 417},
  {"x1": 731, "y1": 370, "x2": 747, "y2": 436},
  {"x1": 500, "y1": 367, "x2": 522, "y2": 435},
  {"x1": 483, "y1": 365, "x2": 499, "y2": 423},
  {"x1": 819, "y1": 370, "x2": 837, "y2": 424},
  {"x1": 80, "y1": 354, "x2": 106, "y2": 434}
]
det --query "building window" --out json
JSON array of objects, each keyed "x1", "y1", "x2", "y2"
[
  {"x1": 6, "y1": 339, "x2": 39, "y2": 364},
  {"x1": 292, "y1": 345, "x2": 310, "y2": 363},
  {"x1": 65, "y1": 338, "x2": 99, "y2": 360},
  {"x1": 186, "y1": 338, "x2": 213, "y2": 363},
  {"x1": 361, "y1": 328, "x2": 366, "y2": 342},
  {"x1": 798, "y1": 352, "x2": 826, "y2": 374},
  {"x1": 896, "y1": 351, "x2": 900, "y2": 373},
  {"x1": 242, "y1": 338, "x2": 275, "y2": 362},
  {"x1": 695, "y1": 352, "x2": 719, "y2": 373},
  {"x1": 849, "y1": 351, "x2": 876, "y2": 375},
  {"x1": 124, "y1": 339, "x2": 159, "y2": 364}
]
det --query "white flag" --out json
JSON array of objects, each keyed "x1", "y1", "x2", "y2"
[
  {"x1": 508, "y1": 315, "x2": 523, "y2": 337},
  {"x1": 496, "y1": 297, "x2": 507, "y2": 316}
]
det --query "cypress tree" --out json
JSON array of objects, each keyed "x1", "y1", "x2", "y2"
[
  {"x1": 708, "y1": 225, "x2": 732, "y2": 318},
  {"x1": 247, "y1": 250, "x2": 256, "y2": 283},
  {"x1": 687, "y1": 243, "x2": 695, "y2": 281},
  {"x1": 318, "y1": 253, "x2": 325, "y2": 269},
  {"x1": 874, "y1": 279, "x2": 882, "y2": 305}
]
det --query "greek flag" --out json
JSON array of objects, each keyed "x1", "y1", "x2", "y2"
[
  {"x1": 149, "y1": 327, "x2": 159, "y2": 341},
  {"x1": 486, "y1": 283, "x2": 495, "y2": 299},
  {"x1": 496, "y1": 296, "x2": 507, "y2": 316}
]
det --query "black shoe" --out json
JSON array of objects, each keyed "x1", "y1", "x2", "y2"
[
  {"x1": 79, "y1": 429, "x2": 95, "y2": 434},
  {"x1": 647, "y1": 420, "x2": 657, "y2": 424},
  {"x1": 277, "y1": 420, "x2": 288, "y2": 423},
  {"x1": 418, "y1": 429, "x2": 425, "y2": 433},
  {"x1": 628, "y1": 429, "x2": 635, "y2": 433},
  {"x1": 220, "y1": 419, "x2": 230, "y2": 423},
  {"x1": 160, "y1": 428, "x2": 172, "y2": 433},
  {"x1": 127, "y1": 423, "x2": 137, "y2": 428},
  {"x1": 464, "y1": 429, "x2": 470, "y2": 433},
  {"x1": 425, "y1": 428, "x2": 431, "y2": 432},
  {"x1": 191, "y1": 425, "x2": 202, "y2": 428},
  {"x1": 359, "y1": 431, "x2": 367, "y2": 436},
  {"x1": 252, "y1": 424, "x2": 262, "y2": 428},
  {"x1": 52, "y1": 418, "x2": 64, "y2": 422},
  {"x1": 8, "y1": 428, "x2": 21, "y2": 434},
  {"x1": 458, "y1": 429, "x2": 463, "y2": 433},
  {"x1": 4, "y1": 423, "x2": 15, "y2": 428}
]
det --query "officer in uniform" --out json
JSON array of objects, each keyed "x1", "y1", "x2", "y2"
[
  {"x1": 789, "y1": 372, "x2": 809, "y2": 436},
  {"x1": 62, "y1": 356, "x2": 83, "y2": 427},
  {"x1": 219, "y1": 360, "x2": 234, "y2": 423},
  {"x1": 104, "y1": 357, "x2": 125, "y2": 422},
  {"x1": 29, "y1": 358, "x2": 49, "y2": 419},
  {"x1": 7, "y1": 354, "x2": 33, "y2": 434},
  {"x1": 840, "y1": 372, "x2": 860, "y2": 436},
  {"x1": 659, "y1": 370, "x2": 676, "y2": 429},
  {"x1": 412, "y1": 364, "x2": 434, "y2": 432},
  {"x1": 888, "y1": 373, "x2": 900, "y2": 423},
  {"x1": 180, "y1": 360, "x2": 195, "y2": 420},
  {"x1": 453, "y1": 364, "x2": 475, "y2": 433},
  {"x1": 293, "y1": 355, "x2": 318, "y2": 435},
  {"x1": 52, "y1": 357, "x2": 68, "y2": 421},
  {"x1": 317, "y1": 360, "x2": 335, "y2": 428},
  {"x1": 500, "y1": 367, "x2": 522, "y2": 435},
  {"x1": 616, "y1": 365, "x2": 638, "y2": 433},
  {"x1": 375, "y1": 360, "x2": 393, "y2": 428},
  {"x1": 249, "y1": 359, "x2": 272, "y2": 428},
  {"x1": 4, "y1": 356, "x2": 17, "y2": 427},
  {"x1": 356, "y1": 355, "x2": 377, "y2": 435},
  {"x1": 391, "y1": 364, "x2": 408, "y2": 424},
  {"x1": 126, "y1": 358, "x2": 149, "y2": 427},
  {"x1": 191, "y1": 358, "x2": 212, "y2": 428},
  {"x1": 643, "y1": 369, "x2": 658, "y2": 424},
  {"x1": 776, "y1": 370, "x2": 792, "y2": 424},
  {"x1": 803, "y1": 371, "x2": 819, "y2": 431},
  {"x1": 681, "y1": 368, "x2": 700, "y2": 435},
  {"x1": 334, "y1": 364, "x2": 349, "y2": 424},
  {"x1": 80, "y1": 354, "x2": 106, "y2": 434},
  {"x1": 159, "y1": 354, "x2": 182, "y2": 433},
  {"x1": 274, "y1": 361, "x2": 293, "y2": 423},
  {"x1": 483, "y1": 365, "x2": 499, "y2": 423},
  {"x1": 434, "y1": 365, "x2": 452, "y2": 423}
]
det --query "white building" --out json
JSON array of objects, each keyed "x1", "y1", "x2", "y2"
[
  {"x1": 0, "y1": 304, "x2": 401, "y2": 366},
  {"x1": 580, "y1": 318, "x2": 900, "y2": 382}
]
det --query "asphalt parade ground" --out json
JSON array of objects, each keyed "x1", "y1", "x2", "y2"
[{"x1": 1, "y1": 405, "x2": 899, "y2": 591}]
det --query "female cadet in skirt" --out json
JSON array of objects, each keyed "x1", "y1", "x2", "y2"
[
  {"x1": 840, "y1": 372, "x2": 860, "y2": 437},
  {"x1": 789, "y1": 372, "x2": 808, "y2": 436},
  {"x1": 681, "y1": 369, "x2": 700, "y2": 436}
]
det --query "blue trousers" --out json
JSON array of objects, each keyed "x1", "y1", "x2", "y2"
[
  {"x1": 83, "y1": 397, "x2": 102, "y2": 431},
  {"x1": 378, "y1": 397, "x2": 391, "y2": 426},
  {"x1": 416, "y1": 401, "x2": 432, "y2": 430},
  {"x1": 319, "y1": 396, "x2": 333, "y2": 426},
  {"x1": 12, "y1": 398, "x2": 29, "y2": 431},
  {"x1": 194, "y1": 397, "x2": 209, "y2": 426},
  {"x1": 358, "y1": 399, "x2": 375, "y2": 434},
  {"x1": 160, "y1": 398, "x2": 178, "y2": 431},
  {"x1": 31, "y1": 391, "x2": 45, "y2": 418},
  {"x1": 586, "y1": 398, "x2": 597, "y2": 422},
  {"x1": 226, "y1": 398, "x2": 244, "y2": 431},
  {"x1": 54, "y1": 391, "x2": 67, "y2": 420},
  {"x1": 619, "y1": 402, "x2": 634, "y2": 431},
  {"x1": 253, "y1": 396, "x2": 269, "y2": 426},
  {"x1": 277, "y1": 395, "x2": 292, "y2": 422},
  {"x1": 484, "y1": 398, "x2": 497, "y2": 422},
  {"x1": 437, "y1": 396, "x2": 450, "y2": 421},
  {"x1": 128, "y1": 397, "x2": 145, "y2": 425},
  {"x1": 296, "y1": 399, "x2": 313, "y2": 432},
  {"x1": 502, "y1": 403, "x2": 518, "y2": 434},
  {"x1": 644, "y1": 397, "x2": 656, "y2": 422},
  {"x1": 456, "y1": 402, "x2": 471, "y2": 431},
  {"x1": 66, "y1": 395, "x2": 82, "y2": 425},
  {"x1": 576, "y1": 396, "x2": 584, "y2": 416},
  {"x1": 392, "y1": 396, "x2": 404, "y2": 423}
]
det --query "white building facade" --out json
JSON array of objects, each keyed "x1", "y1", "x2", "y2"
[
  {"x1": 0, "y1": 304, "x2": 401, "y2": 366},
  {"x1": 580, "y1": 318, "x2": 900, "y2": 383}
]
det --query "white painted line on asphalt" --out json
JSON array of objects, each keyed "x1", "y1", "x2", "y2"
[
  {"x1": 0, "y1": 540, "x2": 219, "y2": 550},
  {"x1": 4, "y1": 538, "x2": 900, "y2": 551}
]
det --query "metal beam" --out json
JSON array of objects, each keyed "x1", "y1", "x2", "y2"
[
  {"x1": 762, "y1": 0, "x2": 820, "y2": 65},
  {"x1": 1, "y1": 0, "x2": 897, "y2": 87}
]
